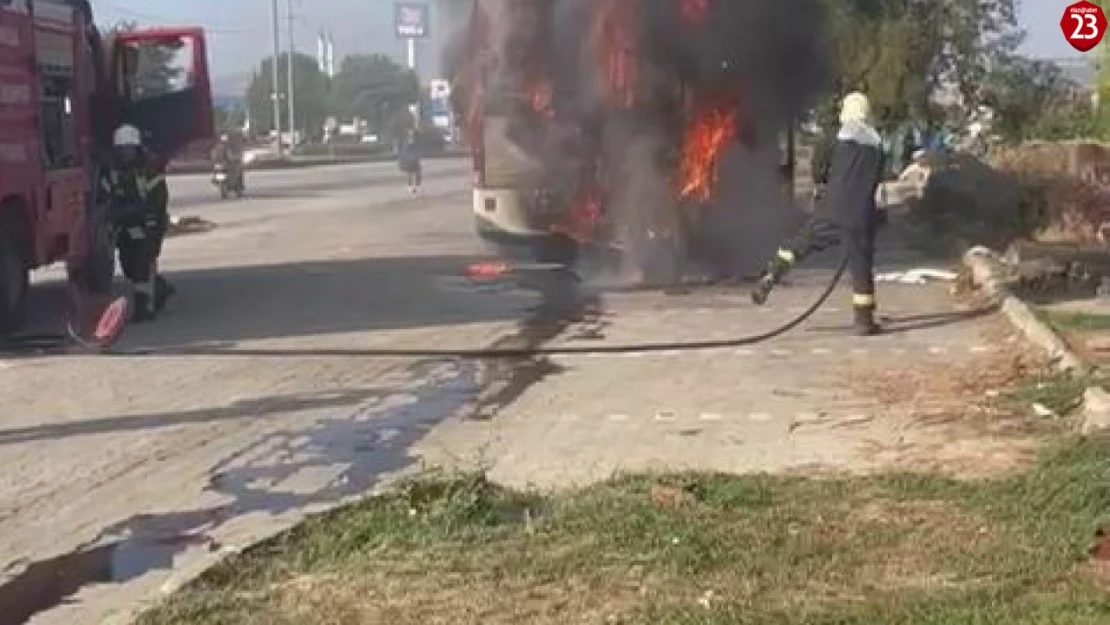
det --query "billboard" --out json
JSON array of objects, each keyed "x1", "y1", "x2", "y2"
[{"x1": 395, "y1": 3, "x2": 429, "y2": 39}]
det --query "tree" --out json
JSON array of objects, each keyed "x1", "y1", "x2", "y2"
[
  {"x1": 985, "y1": 58, "x2": 1094, "y2": 142},
  {"x1": 245, "y1": 52, "x2": 330, "y2": 138},
  {"x1": 818, "y1": 0, "x2": 1022, "y2": 124},
  {"x1": 329, "y1": 54, "x2": 419, "y2": 140},
  {"x1": 216, "y1": 105, "x2": 248, "y2": 133}
]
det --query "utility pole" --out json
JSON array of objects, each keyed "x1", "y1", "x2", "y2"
[
  {"x1": 286, "y1": 0, "x2": 297, "y2": 149},
  {"x1": 270, "y1": 0, "x2": 283, "y2": 156}
]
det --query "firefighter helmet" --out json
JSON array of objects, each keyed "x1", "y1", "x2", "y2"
[
  {"x1": 840, "y1": 92, "x2": 872, "y2": 126},
  {"x1": 113, "y1": 124, "x2": 143, "y2": 148}
]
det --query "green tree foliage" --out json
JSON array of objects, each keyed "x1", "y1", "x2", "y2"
[
  {"x1": 246, "y1": 52, "x2": 330, "y2": 137},
  {"x1": 216, "y1": 105, "x2": 248, "y2": 133},
  {"x1": 329, "y1": 54, "x2": 419, "y2": 138},
  {"x1": 985, "y1": 58, "x2": 1093, "y2": 142},
  {"x1": 819, "y1": 0, "x2": 1022, "y2": 125}
]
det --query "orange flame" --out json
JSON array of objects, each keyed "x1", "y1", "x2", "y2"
[
  {"x1": 680, "y1": 0, "x2": 709, "y2": 24},
  {"x1": 677, "y1": 104, "x2": 738, "y2": 202}
]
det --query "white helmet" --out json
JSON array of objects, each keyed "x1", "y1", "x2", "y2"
[
  {"x1": 113, "y1": 124, "x2": 142, "y2": 148},
  {"x1": 840, "y1": 91, "x2": 872, "y2": 126}
]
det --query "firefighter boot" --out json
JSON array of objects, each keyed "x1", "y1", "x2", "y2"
[
  {"x1": 751, "y1": 249, "x2": 795, "y2": 306},
  {"x1": 154, "y1": 275, "x2": 176, "y2": 313},
  {"x1": 132, "y1": 292, "x2": 156, "y2": 323},
  {"x1": 853, "y1": 304, "x2": 881, "y2": 336}
]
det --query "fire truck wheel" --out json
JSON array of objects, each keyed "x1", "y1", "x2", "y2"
[
  {"x1": 0, "y1": 211, "x2": 29, "y2": 334},
  {"x1": 68, "y1": 201, "x2": 116, "y2": 296}
]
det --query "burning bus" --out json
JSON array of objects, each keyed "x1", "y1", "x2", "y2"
[{"x1": 448, "y1": 0, "x2": 826, "y2": 283}]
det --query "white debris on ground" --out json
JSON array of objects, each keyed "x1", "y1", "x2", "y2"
[{"x1": 876, "y1": 268, "x2": 959, "y2": 285}]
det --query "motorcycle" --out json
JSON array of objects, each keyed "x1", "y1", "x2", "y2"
[{"x1": 212, "y1": 161, "x2": 245, "y2": 200}]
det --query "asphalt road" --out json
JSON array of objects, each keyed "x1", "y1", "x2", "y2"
[
  {"x1": 2, "y1": 158, "x2": 542, "y2": 625},
  {"x1": 0, "y1": 161, "x2": 1027, "y2": 625},
  {"x1": 169, "y1": 159, "x2": 470, "y2": 211}
]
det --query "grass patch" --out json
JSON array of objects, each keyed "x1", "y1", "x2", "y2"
[
  {"x1": 138, "y1": 443, "x2": 1110, "y2": 625},
  {"x1": 1041, "y1": 310, "x2": 1110, "y2": 333},
  {"x1": 1000, "y1": 371, "x2": 1090, "y2": 416}
]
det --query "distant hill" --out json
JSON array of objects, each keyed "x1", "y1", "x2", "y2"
[{"x1": 212, "y1": 72, "x2": 252, "y2": 100}]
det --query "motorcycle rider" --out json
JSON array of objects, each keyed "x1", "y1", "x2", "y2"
[
  {"x1": 211, "y1": 132, "x2": 245, "y2": 194},
  {"x1": 100, "y1": 124, "x2": 175, "y2": 322}
]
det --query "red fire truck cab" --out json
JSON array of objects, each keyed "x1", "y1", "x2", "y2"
[{"x1": 0, "y1": 0, "x2": 214, "y2": 334}]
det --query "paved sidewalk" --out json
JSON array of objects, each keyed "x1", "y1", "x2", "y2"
[{"x1": 420, "y1": 226, "x2": 1044, "y2": 488}]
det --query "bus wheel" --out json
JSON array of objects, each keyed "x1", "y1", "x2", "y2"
[{"x1": 0, "y1": 210, "x2": 29, "y2": 334}]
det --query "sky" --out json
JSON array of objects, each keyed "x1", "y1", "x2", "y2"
[
  {"x1": 96, "y1": 0, "x2": 453, "y2": 86},
  {"x1": 95, "y1": 0, "x2": 1096, "y2": 89}
]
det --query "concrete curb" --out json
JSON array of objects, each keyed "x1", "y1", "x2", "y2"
[
  {"x1": 961, "y1": 247, "x2": 1086, "y2": 372},
  {"x1": 961, "y1": 246, "x2": 1110, "y2": 434}
]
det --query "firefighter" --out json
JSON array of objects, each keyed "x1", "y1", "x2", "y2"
[
  {"x1": 751, "y1": 91, "x2": 887, "y2": 336},
  {"x1": 101, "y1": 124, "x2": 175, "y2": 322}
]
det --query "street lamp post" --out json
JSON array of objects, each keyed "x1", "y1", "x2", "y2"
[
  {"x1": 270, "y1": 0, "x2": 283, "y2": 156},
  {"x1": 286, "y1": 0, "x2": 297, "y2": 150}
]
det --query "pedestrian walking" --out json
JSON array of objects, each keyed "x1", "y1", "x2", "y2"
[
  {"x1": 750, "y1": 91, "x2": 887, "y2": 336},
  {"x1": 398, "y1": 130, "x2": 423, "y2": 195}
]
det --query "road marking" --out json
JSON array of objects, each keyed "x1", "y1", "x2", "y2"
[
  {"x1": 969, "y1": 345, "x2": 991, "y2": 353},
  {"x1": 851, "y1": 348, "x2": 869, "y2": 355},
  {"x1": 608, "y1": 413, "x2": 630, "y2": 422},
  {"x1": 734, "y1": 348, "x2": 755, "y2": 357},
  {"x1": 748, "y1": 413, "x2": 773, "y2": 422},
  {"x1": 811, "y1": 347, "x2": 832, "y2": 355},
  {"x1": 699, "y1": 412, "x2": 723, "y2": 421},
  {"x1": 770, "y1": 348, "x2": 793, "y2": 357},
  {"x1": 658, "y1": 350, "x2": 682, "y2": 357},
  {"x1": 655, "y1": 411, "x2": 678, "y2": 422},
  {"x1": 376, "y1": 428, "x2": 403, "y2": 443},
  {"x1": 928, "y1": 346, "x2": 947, "y2": 355}
]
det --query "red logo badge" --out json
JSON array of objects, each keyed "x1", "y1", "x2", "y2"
[{"x1": 1062, "y1": 0, "x2": 1108, "y2": 53}]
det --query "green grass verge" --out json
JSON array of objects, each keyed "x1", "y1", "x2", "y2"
[
  {"x1": 138, "y1": 442, "x2": 1110, "y2": 625},
  {"x1": 1040, "y1": 311, "x2": 1110, "y2": 333},
  {"x1": 1001, "y1": 372, "x2": 1091, "y2": 416}
]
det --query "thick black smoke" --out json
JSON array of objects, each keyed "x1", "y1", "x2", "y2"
[{"x1": 443, "y1": 0, "x2": 831, "y2": 282}]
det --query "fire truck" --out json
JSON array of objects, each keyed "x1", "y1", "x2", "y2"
[{"x1": 0, "y1": 0, "x2": 214, "y2": 334}]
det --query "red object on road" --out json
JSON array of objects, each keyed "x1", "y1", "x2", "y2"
[
  {"x1": 92, "y1": 297, "x2": 130, "y2": 346},
  {"x1": 467, "y1": 261, "x2": 512, "y2": 279},
  {"x1": 1061, "y1": 1, "x2": 1107, "y2": 53}
]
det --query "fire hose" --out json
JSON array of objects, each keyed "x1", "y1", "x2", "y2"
[{"x1": 0, "y1": 254, "x2": 850, "y2": 358}]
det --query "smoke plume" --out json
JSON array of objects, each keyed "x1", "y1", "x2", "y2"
[{"x1": 443, "y1": 0, "x2": 831, "y2": 283}]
